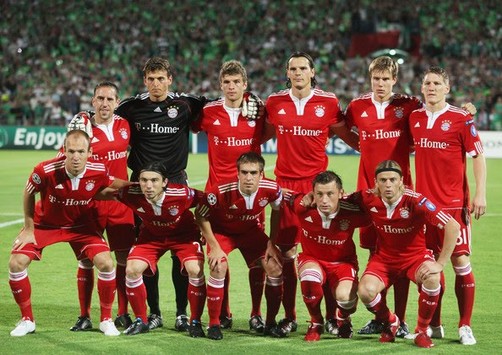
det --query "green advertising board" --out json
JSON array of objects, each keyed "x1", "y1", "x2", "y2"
[{"x1": 0, "y1": 126, "x2": 66, "y2": 150}]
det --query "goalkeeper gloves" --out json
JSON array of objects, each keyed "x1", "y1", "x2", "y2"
[
  {"x1": 67, "y1": 111, "x2": 94, "y2": 138},
  {"x1": 242, "y1": 92, "x2": 265, "y2": 120}
]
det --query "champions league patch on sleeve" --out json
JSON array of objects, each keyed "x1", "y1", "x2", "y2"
[
  {"x1": 207, "y1": 193, "x2": 217, "y2": 205},
  {"x1": 470, "y1": 125, "x2": 478, "y2": 137},
  {"x1": 31, "y1": 173, "x2": 41, "y2": 184},
  {"x1": 425, "y1": 200, "x2": 436, "y2": 211}
]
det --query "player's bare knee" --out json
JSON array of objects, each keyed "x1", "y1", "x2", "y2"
[
  {"x1": 451, "y1": 253, "x2": 470, "y2": 267},
  {"x1": 335, "y1": 289, "x2": 352, "y2": 303},
  {"x1": 210, "y1": 261, "x2": 227, "y2": 279},
  {"x1": 93, "y1": 252, "x2": 114, "y2": 272},
  {"x1": 9, "y1": 254, "x2": 30, "y2": 272},
  {"x1": 264, "y1": 262, "x2": 282, "y2": 278},
  {"x1": 185, "y1": 262, "x2": 203, "y2": 278},
  {"x1": 358, "y1": 280, "x2": 378, "y2": 302},
  {"x1": 421, "y1": 272, "x2": 440, "y2": 290}
]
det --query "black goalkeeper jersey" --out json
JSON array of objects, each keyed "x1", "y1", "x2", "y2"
[{"x1": 116, "y1": 92, "x2": 206, "y2": 176}]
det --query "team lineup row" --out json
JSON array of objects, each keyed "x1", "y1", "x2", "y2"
[{"x1": 8, "y1": 53, "x2": 486, "y2": 349}]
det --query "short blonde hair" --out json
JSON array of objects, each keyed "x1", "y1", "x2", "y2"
[{"x1": 369, "y1": 56, "x2": 398, "y2": 79}]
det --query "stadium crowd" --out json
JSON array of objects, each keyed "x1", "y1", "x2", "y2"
[{"x1": 1, "y1": 0, "x2": 500, "y2": 129}]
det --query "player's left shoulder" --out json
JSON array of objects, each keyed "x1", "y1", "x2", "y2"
[
  {"x1": 171, "y1": 92, "x2": 206, "y2": 105},
  {"x1": 339, "y1": 197, "x2": 363, "y2": 212},
  {"x1": 391, "y1": 93, "x2": 422, "y2": 108},
  {"x1": 112, "y1": 113, "x2": 128, "y2": 122},
  {"x1": 85, "y1": 159, "x2": 107, "y2": 172},
  {"x1": 313, "y1": 88, "x2": 338, "y2": 100},
  {"x1": 259, "y1": 178, "x2": 279, "y2": 190},
  {"x1": 446, "y1": 105, "x2": 478, "y2": 128},
  {"x1": 165, "y1": 183, "x2": 190, "y2": 196},
  {"x1": 203, "y1": 98, "x2": 224, "y2": 110}
]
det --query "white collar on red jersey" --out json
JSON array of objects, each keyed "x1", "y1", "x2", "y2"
[
  {"x1": 146, "y1": 191, "x2": 166, "y2": 216},
  {"x1": 317, "y1": 208, "x2": 338, "y2": 229},
  {"x1": 381, "y1": 194, "x2": 403, "y2": 218},
  {"x1": 238, "y1": 184, "x2": 258, "y2": 209}
]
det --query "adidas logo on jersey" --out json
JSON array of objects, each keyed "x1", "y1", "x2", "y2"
[
  {"x1": 229, "y1": 204, "x2": 238, "y2": 209},
  {"x1": 213, "y1": 119, "x2": 221, "y2": 125},
  {"x1": 278, "y1": 109, "x2": 286, "y2": 115},
  {"x1": 414, "y1": 122, "x2": 420, "y2": 127},
  {"x1": 91, "y1": 137, "x2": 100, "y2": 143},
  {"x1": 55, "y1": 184, "x2": 64, "y2": 189},
  {"x1": 361, "y1": 111, "x2": 368, "y2": 117},
  {"x1": 304, "y1": 216, "x2": 313, "y2": 223},
  {"x1": 370, "y1": 207, "x2": 378, "y2": 213},
  {"x1": 154, "y1": 107, "x2": 162, "y2": 113},
  {"x1": 136, "y1": 207, "x2": 145, "y2": 213}
]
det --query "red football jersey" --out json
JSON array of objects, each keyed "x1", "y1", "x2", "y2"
[
  {"x1": 193, "y1": 99, "x2": 264, "y2": 189},
  {"x1": 59, "y1": 115, "x2": 130, "y2": 180},
  {"x1": 196, "y1": 178, "x2": 282, "y2": 235},
  {"x1": 26, "y1": 156, "x2": 114, "y2": 228},
  {"x1": 345, "y1": 93, "x2": 421, "y2": 190},
  {"x1": 89, "y1": 115, "x2": 130, "y2": 180},
  {"x1": 410, "y1": 104, "x2": 484, "y2": 207},
  {"x1": 118, "y1": 184, "x2": 200, "y2": 239},
  {"x1": 354, "y1": 189, "x2": 452, "y2": 265},
  {"x1": 266, "y1": 89, "x2": 344, "y2": 179},
  {"x1": 288, "y1": 193, "x2": 370, "y2": 266}
]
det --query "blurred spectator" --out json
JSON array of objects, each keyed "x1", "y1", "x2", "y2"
[{"x1": 0, "y1": 1, "x2": 500, "y2": 129}]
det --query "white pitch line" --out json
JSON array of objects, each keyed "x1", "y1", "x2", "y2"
[{"x1": 0, "y1": 219, "x2": 24, "y2": 228}]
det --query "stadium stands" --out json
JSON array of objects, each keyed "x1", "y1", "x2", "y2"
[{"x1": 0, "y1": 1, "x2": 500, "y2": 129}]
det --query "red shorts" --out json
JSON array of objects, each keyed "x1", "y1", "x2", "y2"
[
  {"x1": 298, "y1": 253, "x2": 358, "y2": 290},
  {"x1": 362, "y1": 250, "x2": 435, "y2": 287},
  {"x1": 208, "y1": 228, "x2": 269, "y2": 268},
  {"x1": 94, "y1": 200, "x2": 135, "y2": 252},
  {"x1": 276, "y1": 177, "x2": 313, "y2": 248},
  {"x1": 12, "y1": 225, "x2": 110, "y2": 261},
  {"x1": 128, "y1": 232, "x2": 204, "y2": 276},
  {"x1": 425, "y1": 207, "x2": 471, "y2": 256}
]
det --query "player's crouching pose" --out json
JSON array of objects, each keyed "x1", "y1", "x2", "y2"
[
  {"x1": 284, "y1": 171, "x2": 371, "y2": 341},
  {"x1": 356, "y1": 160, "x2": 460, "y2": 348},
  {"x1": 9, "y1": 130, "x2": 131, "y2": 337},
  {"x1": 107, "y1": 161, "x2": 222, "y2": 338},
  {"x1": 195, "y1": 152, "x2": 284, "y2": 340}
]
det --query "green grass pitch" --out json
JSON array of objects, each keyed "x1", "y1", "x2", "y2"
[{"x1": 1, "y1": 150, "x2": 501, "y2": 354}]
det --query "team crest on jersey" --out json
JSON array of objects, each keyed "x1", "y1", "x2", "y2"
[
  {"x1": 207, "y1": 193, "x2": 217, "y2": 205},
  {"x1": 441, "y1": 120, "x2": 451, "y2": 131},
  {"x1": 338, "y1": 219, "x2": 350, "y2": 231},
  {"x1": 314, "y1": 105, "x2": 326, "y2": 118},
  {"x1": 394, "y1": 107, "x2": 404, "y2": 119},
  {"x1": 31, "y1": 173, "x2": 41, "y2": 184},
  {"x1": 167, "y1": 106, "x2": 179, "y2": 118},
  {"x1": 425, "y1": 199, "x2": 436, "y2": 211},
  {"x1": 119, "y1": 128, "x2": 129, "y2": 140},
  {"x1": 247, "y1": 120, "x2": 256, "y2": 127},
  {"x1": 258, "y1": 198, "x2": 269, "y2": 207},
  {"x1": 85, "y1": 180, "x2": 95, "y2": 191},
  {"x1": 169, "y1": 206, "x2": 179, "y2": 216},
  {"x1": 470, "y1": 125, "x2": 477, "y2": 137},
  {"x1": 399, "y1": 207, "x2": 410, "y2": 219}
]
